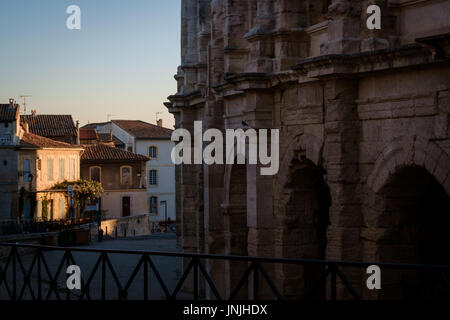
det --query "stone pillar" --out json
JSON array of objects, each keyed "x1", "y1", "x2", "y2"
[
  {"x1": 324, "y1": 78, "x2": 363, "y2": 298},
  {"x1": 210, "y1": 0, "x2": 225, "y2": 84},
  {"x1": 244, "y1": 0, "x2": 275, "y2": 73},
  {"x1": 245, "y1": 88, "x2": 275, "y2": 299},
  {"x1": 202, "y1": 98, "x2": 227, "y2": 299},
  {"x1": 321, "y1": 0, "x2": 362, "y2": 55},
  {"x1": 197, "y1": 0, "x2": 211, "y2": 87},
  {"x1": 223, "y1": 0, "x2": 250, "y2": 74},
  {"x1": 175, "y1": 108, "x2": 205, "y2": 295},
  {"x1": 182, "y1": 0, "x2": 199, "y2": 92}
]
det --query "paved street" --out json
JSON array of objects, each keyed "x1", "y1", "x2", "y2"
[{"x1": 0, "y1": 233, "x2": 188, "y2": 300}]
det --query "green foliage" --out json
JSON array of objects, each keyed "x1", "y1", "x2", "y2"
[
  {"x1": 41, "y1": 195, "x2": 49, "y2": 221},
  {"x1": 51, "y1": 179, "x2": 104, "y2": 209}
]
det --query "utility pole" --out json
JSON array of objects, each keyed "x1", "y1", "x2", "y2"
[{"x1": 19, "y1": 95, "x2": 32, "y2": 114}]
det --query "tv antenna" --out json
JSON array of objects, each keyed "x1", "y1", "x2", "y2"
[{"x1": 19, "y1": 95, "x2": 32, "y2": 114}]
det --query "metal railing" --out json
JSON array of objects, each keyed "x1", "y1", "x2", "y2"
[{"x1": 0, "y1": 242, "x2": 449, "y2": 300}]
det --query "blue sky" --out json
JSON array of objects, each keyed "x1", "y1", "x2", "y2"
[{"x1": 0, "y1": 0, "x2": 180, "y2": 127}]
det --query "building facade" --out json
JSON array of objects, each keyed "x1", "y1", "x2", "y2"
[
  {"x1": 0, "y1": 100, "x2": 22, "y2": 221},
  {"x1": 80, "y1": 143, "x2": 151, "y2": 219},
  {"x1": 19, "y1": 131, "x2": 83, "y2": 221},
  {"x1": 166, "y1": 0, "x2": 450, "y2": 299},
  {"x1": 0, "y1": 100, "x2": 83, "y2": 221},
  {"x1": 83, "y1": 120, "x2": 176, "y2": 221}
]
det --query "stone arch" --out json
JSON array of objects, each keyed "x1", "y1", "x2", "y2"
[
  {"x1": 274, "y1": 133, "x2": 324, "y2": 198},
  {"x1": 366, "y1": 135, "x2": 450, "y2": 195},
  {"x1": 273, "y1": 133, "x2": 330, "y2": 299},
  {"x1": 222, "y1": 163, "x2": 248, "y2": 299},
  {"x1": 362, "y1": 136, "x2": 450, "y2": 299}
]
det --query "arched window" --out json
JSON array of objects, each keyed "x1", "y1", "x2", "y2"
[
  {"x1": 120, "y1": 166, "x2": 132, "y2": 186},
  {"x1": 89, "y1": 166, "x2": 101, "y2": 182}
]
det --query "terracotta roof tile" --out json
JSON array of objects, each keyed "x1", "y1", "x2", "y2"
[
  {"x1": 20, "y1": 132, "x2": 80, "y2": 149},
  {"x1": 81, "y1": 122, "x2": 110, "y2": 129},
  {"x1": 79, "y1": 128, "x2": 99, "y2": 140},
  {"x1": 21, "y1": 115, "x2": 78, "y2": 139},
  {"x1": 112, "y1": 120, "x2": 172, "y2": 139},
  {"x1": 0, "y1": 104, "x2": 19, "y2": 122},
  {"x1": 81, "y1": 143, "x2": 150, "y2": 162},
  {"x1": 98, "y1": 133, "x2": 113, "y2": 142},
  {"x1": 98, "y1": 133, "x2": 125, "y2": 147}
]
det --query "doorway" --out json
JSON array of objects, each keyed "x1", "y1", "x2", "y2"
[{"x1": 122, "y1": 196, "x2": 131, "y2": 217}]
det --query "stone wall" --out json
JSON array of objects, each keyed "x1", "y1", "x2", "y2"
[
  {"x1": 90, "y1": 214, "x2": 154, "y2": 239},
  {"x1": 167, "y1": 0, "x2": 450, "y2": 300}
]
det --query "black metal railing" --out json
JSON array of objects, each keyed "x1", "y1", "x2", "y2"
[{"x1": 0, "y1": 242, "x2": 449, "y2": 300}]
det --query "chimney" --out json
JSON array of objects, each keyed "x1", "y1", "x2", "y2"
[
  {"x1": 157, "y1": 119, "x2": 163, "y2": 127},
  {"x1": 31, "y1": 109, "x2": 37, "y2": 116},
  {"x1": 9, "y1": 98, "x2": 14, "y2": 109},
  {"x1": 76, "y1": 120, "x2": 80, "y2": 145}
]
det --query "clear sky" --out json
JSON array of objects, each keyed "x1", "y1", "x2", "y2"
[{"x1": 0, "y1": 0, "x2": 180, "y2": 128}]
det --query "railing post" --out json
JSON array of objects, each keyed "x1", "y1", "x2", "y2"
[
  {"x1": 37, "y1": 249, "x2": 42, "y2": 300},
  {"x1": 331, "y1": 265, "x2": 337, "y2": 301},
  {"x1": 143, "y1": 255, "x2": 148, "y2": 301},
  {"x1": 101, "y1": 253, "x2": 106, "y2": 300},
  {"x1": 66, "y1": 250, "x2": 71, "y2": 301},
  {"x1": 193, "y1": 258, "x2": 198, "y2": 301},
  {"x1": 254, "y1": 262, "x2": 259, "y2": 301},
  {"x1": 12, "y1": 247, "x2": 17, "y2": 300}
]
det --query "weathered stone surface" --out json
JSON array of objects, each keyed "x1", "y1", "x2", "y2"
[{"x1": 166, "y1": 0, "x2": 450, "y2": 300}]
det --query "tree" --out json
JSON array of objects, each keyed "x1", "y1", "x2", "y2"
[{"x1": 51, "y1": 180, "x2": 104, "y2": 214}]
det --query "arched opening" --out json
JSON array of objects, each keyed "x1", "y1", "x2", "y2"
[
  {"x1": 376, "y1": 165, "x2": 450, "y2": 299},
  {"x1": 224, "y1": 164, "x2": 248, "y2": 298},
  {"x1": 279, "y1": 158, "x2": 331, "y2": 299}
]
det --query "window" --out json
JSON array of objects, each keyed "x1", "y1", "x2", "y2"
[
  {"x1": 24, "y1": 201, "x2": 31, "y2": 221},
  {"x1": 149, "y1": 197, "x2": 158, "y2": 214},
  {"x1": 59, "y1": 158, "x2": 65, "y2": 180},
  {"x1": 90, "y1": 166, "x2": 101, "y2": 182},
  {"x1": 70, "y1": 158, "x2": 75, "y2": 180},
  {"x1": 120, "y1": 166, "x2": 132, "y2": 186},
  {"x1": 24, "y1": 159, "x2": 31, "y2": 182},
  {"x1": 149, "y1": 146, "x2": 158, "y2": 159},
  {"x1": 48, "y1": 158, "x2": 54, "y2": 181},
  {"x1": 127, "y1": 145, "x2": 133, "y2": 152},
  {"x1": 148, "y1": 170, "x2": 158, "y2": 186}
]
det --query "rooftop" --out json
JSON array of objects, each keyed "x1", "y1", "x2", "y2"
[
  {"x1": 21, "y1": 114, "x2": 78, "y2": 138},
  {"x1": 98, "y1": 133, "x2": 125, "y2": 146},
  {"x1": 0, "y1": 104, "x2": 19, "y2": 122},
  {"x1": 112, "y1": 120, "x2": 173, "y2": 139},
  {"x1": 79, "y1": 128, "x2": 99, "y2": 140},
  {"x1": 20, "y1": 132, "x2": 81, "y2": 149},
  {"x1": 81, "y1": 122, "x2": 110, "y2": 129},
  {"x1": 81, "y1": 143, "x2": 150, "y2": 162}
]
